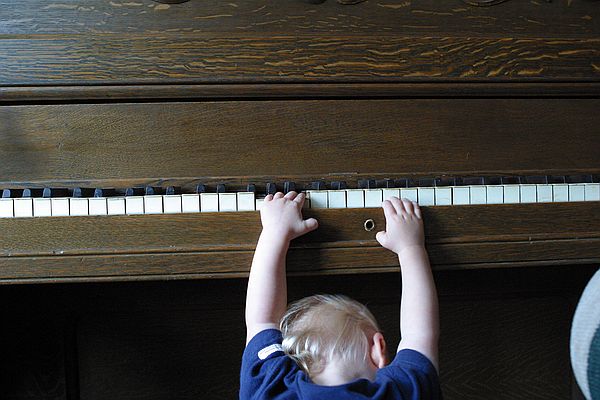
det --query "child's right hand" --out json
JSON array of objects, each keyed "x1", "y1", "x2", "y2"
[
  {"x1": 376, "y1": 197, "x2": 425, "y2": 255},
  {"x1": 260, "y1": 191, "x2": 318, "y2": 241}
]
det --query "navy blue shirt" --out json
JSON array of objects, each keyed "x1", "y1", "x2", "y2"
[{"x1": 240, "y1": 329, "x2": 442, "y2": 400}]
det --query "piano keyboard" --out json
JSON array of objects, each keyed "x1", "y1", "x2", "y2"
[{"x1": 0, "y1": 179, "x2": 599, "y2": 218}]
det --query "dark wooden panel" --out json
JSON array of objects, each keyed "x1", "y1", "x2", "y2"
[
  {"x1": 1, "y1": 99, "x2": 599, "y2": 183},
  {"x1": 1, "y1": 35, "x2": 598, "y2": 84},
  {"x1": 2, "y1": 0, "x2": 597, "y2": 38},
  {"x1": 1, "y1": 203, "x2": 599, "y2": 283}
]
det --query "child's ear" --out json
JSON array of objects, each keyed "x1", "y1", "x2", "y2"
[{"x1": 370, "y1": 332, "x2": 388, "y2": 368}]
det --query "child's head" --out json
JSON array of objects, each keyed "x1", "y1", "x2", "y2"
[{"x1": 280, "y1": 294, "x2": 387, "y2": 383}]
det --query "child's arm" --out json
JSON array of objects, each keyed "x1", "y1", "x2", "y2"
[
  {"x1": 376, "y1": 197, "x2": 439, "y2": 371},
  {"x1": 245, "y1": 191, "x2": 318, "y2": 344}
]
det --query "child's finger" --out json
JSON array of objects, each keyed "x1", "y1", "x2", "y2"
[
  {"x1": 375, "y1": 231, "x2": 386, "y2": 246},
  {"x1": 302, "y1": 217, "x2": 319, "y2": 233},
  {"x1": 413, "y1": 201, "x2": 422, "y2": 219},
  {"x1": 284, "y1": 191, "x2": 298, "y2": 200},
  {"x1": 264, "y1": 194, "x2": 274, "y2": 202},
  {"x1": 293, "y1": 192, "x2": 306, "y2": 206},
  {"x1": 390, "y1": 197, "x2": 404, "y2": 215},
  {"x1": 274, "y1": 192, "x2": 284, "y2": 199},
  {"x1": 382, "y1": 200, "x2": 396, "y2": 219},
  {"x1": 401, "y1": 198, "x2": 414, "y2": 214}
]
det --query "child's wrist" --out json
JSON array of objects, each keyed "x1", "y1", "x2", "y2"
[
  {"x1": 259, "y1": 228, "x2": 292, "y2": 246},
  {"x1": 397, "y1": 244, "x2": 427, "y2": 259}
]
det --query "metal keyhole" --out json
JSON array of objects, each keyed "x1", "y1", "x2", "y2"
[{"x1": 364, "y1": 219, "x2": 375, "y2": 232}]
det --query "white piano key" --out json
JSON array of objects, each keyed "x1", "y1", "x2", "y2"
[
  {"x1": 569, "y1": 184, "x2": 585, "y2": 202},
  {"x1": 255, "y1": 198, "x2": 265, "y2": 211},
  {"x1": 400, "y1": 188, "x2": 418, "y2": 203},
  {"x1": 125, "y1": 197, "x2": 144, "y2": 214},
  {"x1": 14, "y1": 198, "x2": 33, "y2": 217},
  {"x1": 536, "y1": 185, "x2": 553, "y2": 203},
  {"x1": 237, "y1": 192, "x2": 255, "y2": 211},
  {"x1": 382, "y1": 189, "x2": 400, "y2": 202},
  {"x1": 503, "y1": 185, "x2": 520, "y2": 204},
  {"x1": 164, "y1": 195, "x2": 183, "y2": 213},
  {"x1": 200, "y1": 193, "x2": 219, "y2": 212},
  {"x1": 585, "y1": 183, "x2": 600, "y2": 201},
  {"x1": 486, "y1": 185, "x2": 504, "y2": 204},
  {"x1": 181, "y1": 194, "x2": 200, "y2": 213},
  {"x1": 469, "y1": 186, "x2": 486, "y2": 205},
  {"x1": 417, "y1": 188, "x2": 434, "y2": 206},
  {"x1": 0, "y1": 199, "x2": 14, "y2": 218},
  {"x1": 33, "y1": 198, "x2": 52, "y2": 217},
  {"x1": 89, "y1": 198, "x2": 108, "y2": 216},
  {"x1": 452, "y1": 187, "x2": 470, "y2": 205},
  {"x1": 51, "y1": 198, "x2": 70, "y2": 217},
  {"x1": 346, "y1": 189, "x2": 365, "y2": 208},
  {"x1": 520, "y1": 185, "x2": 537, "y2": 203},
  {"x1": 218, "y1": 193, "x2": 237, "y2": 212},
  {"x1": 69, "y1": 198, "x2": 89, "y2": 216},
  {"x1": 434, "y1": 187, "x2": 452, "y2": 206},
  {"x1": 144, "y1": 195, "x2": 164, "y2": 214},
  {"x1": 107, "y1": 198, "x2": 126, "y2": 215},
  {"x1": 552, "y1": 184, "x2": 569, "y2": 202},
  {"x1": 364, "y1": 189, "x2": 383, "y2": 208},
  {"x1": 307, "y1": 190, "x2": 328, "y2": 209},
  {"x1": 328, "y1": 190, "x2": 347, "y2": 209}
]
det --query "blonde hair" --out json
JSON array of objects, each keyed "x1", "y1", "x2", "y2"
[{"x1": 280, "y1": 294, "x2": 380, "y2": 378}]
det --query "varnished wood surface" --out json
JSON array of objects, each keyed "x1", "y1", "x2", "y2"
[
  {"x1": 1, "y1": 1, "x2": 599, "y2": 84},
  {"x1": 1, "y1": 99, "x2": 599, "y2": 184},
  {"x1": 1, "y1": 35, "x2": 598, "y2": 84},
  {"x1": 3, "y1": 0, "x2": 598, "y2": 37},
  {"x1": 1, "y1": 203, "x2": 599, "y2": 283}
]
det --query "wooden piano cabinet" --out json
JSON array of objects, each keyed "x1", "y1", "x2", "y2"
[{"x1": 1, "y1": 266, "x2": 596, "y2": 400}]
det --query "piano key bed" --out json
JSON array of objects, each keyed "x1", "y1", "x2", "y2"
[{"x1": 1, "y1": 176, "x2": 599, "y2": 218}]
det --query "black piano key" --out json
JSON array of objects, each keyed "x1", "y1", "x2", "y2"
[
  {"x1": 124, "y1": 187, "x2": 144, "y2": 196},
  {"x1": 394, "y1": 178, "x2": 408, "y2": 188},
  {"x1": 501, "y1": 176, "x2": 522, "y2": 185},
  {"x1": 311, "y1": 181, "x2": 326, "y2": 190},
  {"x1": 417, "y1": 178, "x2": 435, "y2": 187},
  {"x1": 566, "y1": 175, "x2": 593, "y2": 184},
  {"x1": 42, "y1": 188, "x2": 52, "y2": 198},
  {"x1": 266, "y1": 182, "x2": 277, "y2": 195},
  {"x1": 284, "y1": 181, "x2": 296, "y2": 194},
  {"x1": 523, "y1": 175, "x2": 548, "y2": 184},
  {"x1": 72, "y1": 187, "x2": 95, "y2": 198},
  {"x1": 216, "y1": 184, "x2": 226, "y2": 193},
  {"x1": 374, "y1": 179, "x2": 394, "y2": 188},
  {"x1": 358, "y1": 179, "x2": 375, "y2": 189},
  {"x1": 406, "y1": 178, "x2": 418, "y2": 188},
  {"x1": 94, "y1": 188, "x2": 117, "y2": 197},
  {"x1": 434, "y1": 177, "x2": 455, "y2": 187},
  {"x1": 331, "y1": 181, "x2": 347, "y2": 190},
  {"x1": 246, "y1": 184, "x2": 256, "y2": 193},
  {"x1": 22, "y1": 188, "x2": 45, "y2": 198},
  {"x1": 548, "y1": 175, "x2": 566, "y2": 184},
  {"x1": 165, "y1": 186, "x2": 179, "y2": 195},
  {"x1": 459, "y1": 177, "x2": 485, "y2": 186},
  {"x1": 195, "y1": 184, "x2": 207, "y2": 194},
  {"x1": 484, "y1": 176, "x2": 502, "y2": 185},
  {"x1": 144, "y1": 186, "x2": 157, "y2": 195}
]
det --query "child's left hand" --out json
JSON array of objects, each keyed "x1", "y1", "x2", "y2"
[{"x1": 260, "y1": 191, "x2": 318, "y2": 241}]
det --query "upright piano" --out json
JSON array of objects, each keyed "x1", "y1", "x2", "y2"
[{"x1": 1, "y1": 1, "x2": 599, "y2": 399}]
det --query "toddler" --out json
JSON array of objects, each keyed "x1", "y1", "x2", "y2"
[{"x1": 241, "y1": 191, "x2": 441, "y2": 399}]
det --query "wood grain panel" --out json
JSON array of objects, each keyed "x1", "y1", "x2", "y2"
[
  {"x1": 1, "y1": 99, "x2": 599, "y2": 183},
  {"x1": 2, "y1": 0, "x2": 598, "y2": 37},
  {"x1": 1, "y1": 35, "x2": 598, "y2": 84}
]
